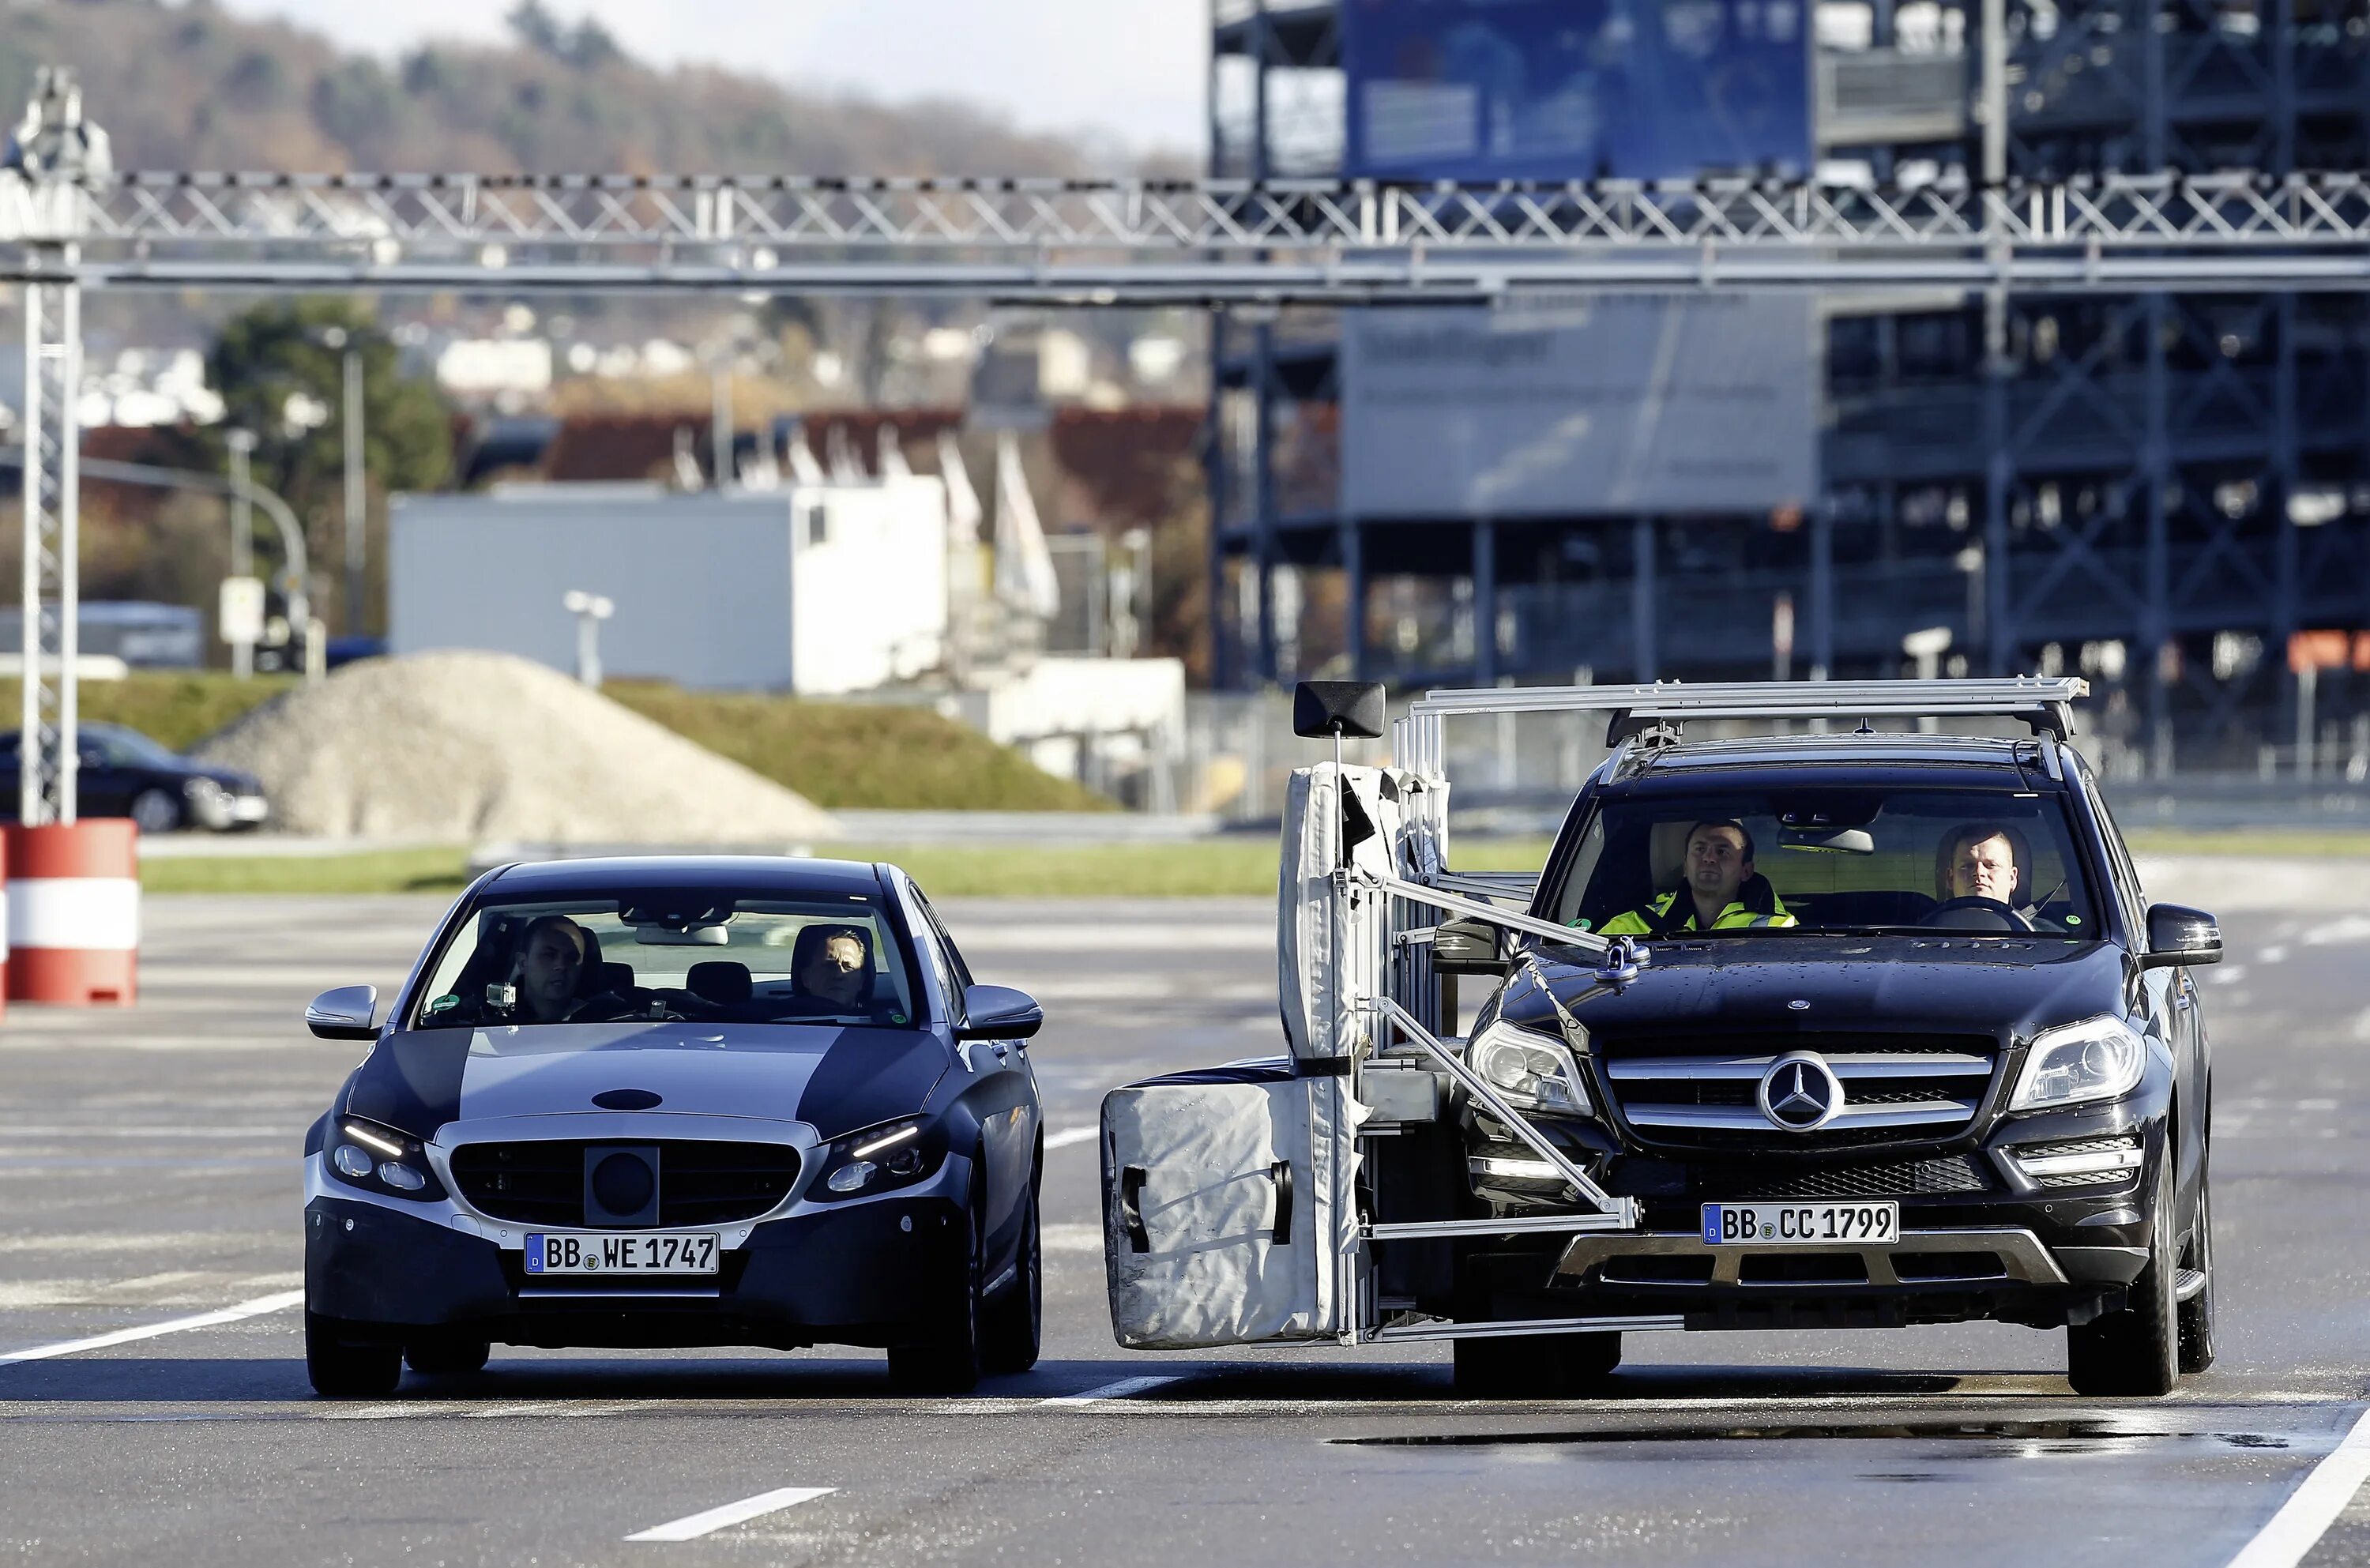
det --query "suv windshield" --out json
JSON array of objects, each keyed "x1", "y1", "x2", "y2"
[
  {"x1": 1544, "y1": 786, "x2": 2103, "y2": 938},
  {"x1": 411, "y1": 892, "x2": 920, "y2": 1029}
]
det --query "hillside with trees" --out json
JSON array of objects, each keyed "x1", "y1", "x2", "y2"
[{"x1": 0, "y1": 0, "x2": 1150, "y2": 176}]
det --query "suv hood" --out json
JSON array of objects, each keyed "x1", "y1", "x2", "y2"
[
  {"x1": 341, "y1": 1021, "x2": 950, "y2": 1143},
  {"x1": 1507, "y1": 936, "x2": 2127, "y2": 1044}
]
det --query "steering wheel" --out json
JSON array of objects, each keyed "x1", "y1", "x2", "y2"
[{"x1": 1919, "y1": 896, "x2": 2033, "y2": 933}]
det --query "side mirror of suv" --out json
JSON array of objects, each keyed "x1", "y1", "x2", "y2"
[
  {"x1": 2141, "y1": 904, "x2": 2221, "y2": 969},
  {"x1": 1431, "y1": 916, "x2": 1507, "y2": 977}
]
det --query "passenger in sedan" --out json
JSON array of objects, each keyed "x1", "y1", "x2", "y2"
[{"x1": 512, "y1": 915, "x2": 603, "y2": 1022}]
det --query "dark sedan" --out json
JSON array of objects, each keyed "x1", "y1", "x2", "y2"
[
  {"x1": 0, "y1": 721, "x2": 268, "y2": 832},
  {"x1": 300, "y1": 855, "x2": 1045, "y2": 1397}
]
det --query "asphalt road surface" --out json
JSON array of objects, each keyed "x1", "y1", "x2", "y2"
[{"x1": 2, "y1": 886, "x2": 2367, "y2": 1567}]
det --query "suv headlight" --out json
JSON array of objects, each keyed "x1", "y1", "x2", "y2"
[
  {"x1": 2009, "y1": 1015, "x2": 2146, "y2": 1112},
  {"x1": 1467, "y1": 1017, "x2": 1591, "y2": 1118},
  {"x1": 327, "y1": 1116, "x2": 444, "y2": 1201}
]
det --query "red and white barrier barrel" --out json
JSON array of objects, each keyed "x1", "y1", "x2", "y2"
[{"x1": 6, "y1": 821, "x2": 137, "y2": 1005}]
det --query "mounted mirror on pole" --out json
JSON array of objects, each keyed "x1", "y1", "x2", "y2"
[{"x1": 1292, "y1": 680, "x2": 1386, "y2": 868}]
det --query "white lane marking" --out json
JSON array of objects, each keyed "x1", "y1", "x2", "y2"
[
  {"x1": 2225, "y1": 1405, "x2": 2370, "y2": 1568},
  {"x1": 1041, "y1": 1223, "x2": 1103, "y2": 1252},
  {"x1": 1040, "y1": 1374, "x2": 1183, "y2": 1407},
  {"x1": 0, "y1": 1288, "x2": 303, "y2": 1367},
  {"x1": 624, "y1": 1485, "x2": 837, "y2": 1543},
  {"x1": 1043, "y1": 1125, "x2": 1097, "y2": 1152}
]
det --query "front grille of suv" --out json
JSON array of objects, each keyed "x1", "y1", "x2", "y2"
[
  {"x1": 449, "y1": 1140, "x2": 802, "y2": 1227},
  {"x1": 1683, "y1": 1153, "x2": 1992, "y2": 1199},
  {"x1": 1598, "y1": 1032, "x2": 1999, "y2": 1151}
]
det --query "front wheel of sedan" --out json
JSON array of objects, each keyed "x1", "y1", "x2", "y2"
[
  {"x1": 981, "y1": 1183, "x2": 1042, "y2": 1376},
  {"x1": 887, "y1": 1189, "x2": 987, "y2": 1396},
  {"x1": 405, "y1": 1339, "x2": 491, "y2": 1378},
  {"x1": 306, "y1": 1310, "x2": 403, "y2": 1399},
  {"x1": 2066, "y1": 1160, "x2": 2180, "y2": 1397}
]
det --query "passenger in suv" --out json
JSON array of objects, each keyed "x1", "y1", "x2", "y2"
[{"x1": 1449, "y1": 731, "x2": 2220, "y2": 1398}]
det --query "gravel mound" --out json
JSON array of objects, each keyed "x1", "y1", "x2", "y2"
[{"x1": 194, "y1": 652, "x2": 838, "y2": 843}]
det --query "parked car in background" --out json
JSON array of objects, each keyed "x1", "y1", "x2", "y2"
[{"x1": 0, "y1": 722, "x2": 269, "y2": 833}]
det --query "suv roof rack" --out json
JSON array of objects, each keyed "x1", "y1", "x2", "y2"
[{"x1": 1402, "y1": 677, "x2": 2090, "y2": 752}]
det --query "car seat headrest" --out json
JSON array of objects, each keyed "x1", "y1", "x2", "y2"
[{"x1": 687, "y1": 960, "x2": 753, "y2": 1005}]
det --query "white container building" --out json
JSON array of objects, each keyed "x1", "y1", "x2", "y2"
[{"x1": 388, "y1": 480, "x2": 950, "y2": 694}]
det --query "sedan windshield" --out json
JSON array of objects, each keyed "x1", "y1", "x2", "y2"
[
  {"x1": 1544, "y1": 787, "x2": 2103, "y2": 939},
  {"x1": 411, "y1": 892, "x2": 920, "y2": 1029}
]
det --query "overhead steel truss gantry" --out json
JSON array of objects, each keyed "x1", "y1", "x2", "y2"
[
  {"x1": 14, "y1": 167, "x2": 2370, "y2": 299},
  {"x1": 10, "y1": 68, "x2": 2370, "y2": 818}
]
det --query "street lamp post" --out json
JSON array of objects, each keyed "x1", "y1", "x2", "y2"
[
  {"x1": 562, "y1": 589, "x2": 614, "y2": 687},
  {"x1": 225, "y1": 428, "x2": 255, "y2": 679},
  {"x1": 320, "y1": 325, "x2": 367, "y2": 637}
]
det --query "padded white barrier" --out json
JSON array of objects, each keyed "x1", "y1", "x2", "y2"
[
  {"x1": 1100, "y1": 1072, "x2": 1367, "y2": 1350},
  {"x1": 1278, "y1": 763, "x2": 1437, "y2": 1064}
]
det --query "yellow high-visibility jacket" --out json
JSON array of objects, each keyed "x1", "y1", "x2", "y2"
[{"x1": 1597, "y1": 889, "x2": 1796, "y2": 935}]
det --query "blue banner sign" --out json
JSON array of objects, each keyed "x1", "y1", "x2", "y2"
[{"x1": 1343, "y1": 0, "x2": 1811, "y2": 182}]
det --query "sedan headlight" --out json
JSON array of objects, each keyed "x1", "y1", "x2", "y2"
[
  {"x1": 1467, "y1": 1017, "x2": 1592, "y2": 1118},
  {"x1": 813, "y1": 1119, "x2": 943, "y2": 1201},
  {"x1": 326, "y1": 1116, "x2": 444, "y2": 1201},
  {"x1": 2009, "y1": 1015, "x2": 2146, "y2": 1112}
]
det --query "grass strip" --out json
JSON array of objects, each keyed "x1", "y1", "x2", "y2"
[{"x1": 139, "y1": 837, "x2": 1563, "y2": 898}]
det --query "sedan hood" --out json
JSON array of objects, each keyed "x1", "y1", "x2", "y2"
[
  {"x1": 342, "y1": 1021, "x2": 950, "y2": 1144},
  {"x1": 1505, "y1": 936, "x2": 2128, "y2": 1043}
]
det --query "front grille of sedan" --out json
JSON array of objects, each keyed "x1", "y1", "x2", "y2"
[
  {"x1": 449, "y1": 1140, "x2": 802, "y2": 1227},
  {"x1": 1598, "y1": 1032, "x2": 1999, "y2": 1152}
]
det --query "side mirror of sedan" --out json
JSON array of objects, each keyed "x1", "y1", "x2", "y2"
[
  {"x1": 307, "y1": 984, "x2": 379, "y2": 1040},
  {"x1": 957, "y1": 983, "x2": 1044, "y2": 1041},
  {"x1": 2140, "y1": 904, "x2": 2221, "y2": 969}
]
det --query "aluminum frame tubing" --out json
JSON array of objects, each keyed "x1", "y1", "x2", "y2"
[{"x1": 1409, "y1": 676, "x2": 2086, "y2": 724}]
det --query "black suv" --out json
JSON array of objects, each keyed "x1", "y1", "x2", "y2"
[{"x1": 1443, "y1": 729, "x2": 2218, "y2": 1397}]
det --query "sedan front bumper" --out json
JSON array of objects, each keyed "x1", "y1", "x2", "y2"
[{"x1": 305, "y1": 1155, "x2": 975, "y2": 1351}]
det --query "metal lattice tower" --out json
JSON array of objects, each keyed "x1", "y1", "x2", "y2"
[{"x1": 6, "y1": 69, "x2": 107, "y2": 827}]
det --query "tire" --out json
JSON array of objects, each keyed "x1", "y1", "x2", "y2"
[
  {"x1": 306, "y1": 1309, "x2": 403, "y2": 1398},
  {"x1": 130, "y1": 788, "x2": 181, "y2": 835},
  {"x1": 2067, "y1": 1158, "x2": 2180, "y2": 1397},
  {"x1": 404, "y1": 1339, "x2": 491, "y2": 1377},
  {"x1": 2178, "y1": 1170, "x2": 2217, "y2": 1374},
  {"x1": 1454, "y1": 1331, "x2": 1621, "y2": 1398},
  {"x1": 980, "y1": 1180, "x2": 1042, "y2": 1376},
  {"x1": 887, "y1": 1177, "x2": 987, "y2": 1395}
]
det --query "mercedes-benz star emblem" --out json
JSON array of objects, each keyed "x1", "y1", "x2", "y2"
[{"x1": 1757, "y1": 1051, "x2": 1841, "y2": 1132}]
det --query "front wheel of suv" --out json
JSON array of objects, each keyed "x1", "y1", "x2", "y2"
[
  {"x1": 2066, "y1": 1159, "x2": 2180, "y2": 1397},
  {"x1": 1453, "y1": 1331, "x2": 1620, "y2": 1398},
  {"x1": 2177, "y1": 1170, "x2": 2216, "y2": 1374}
]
